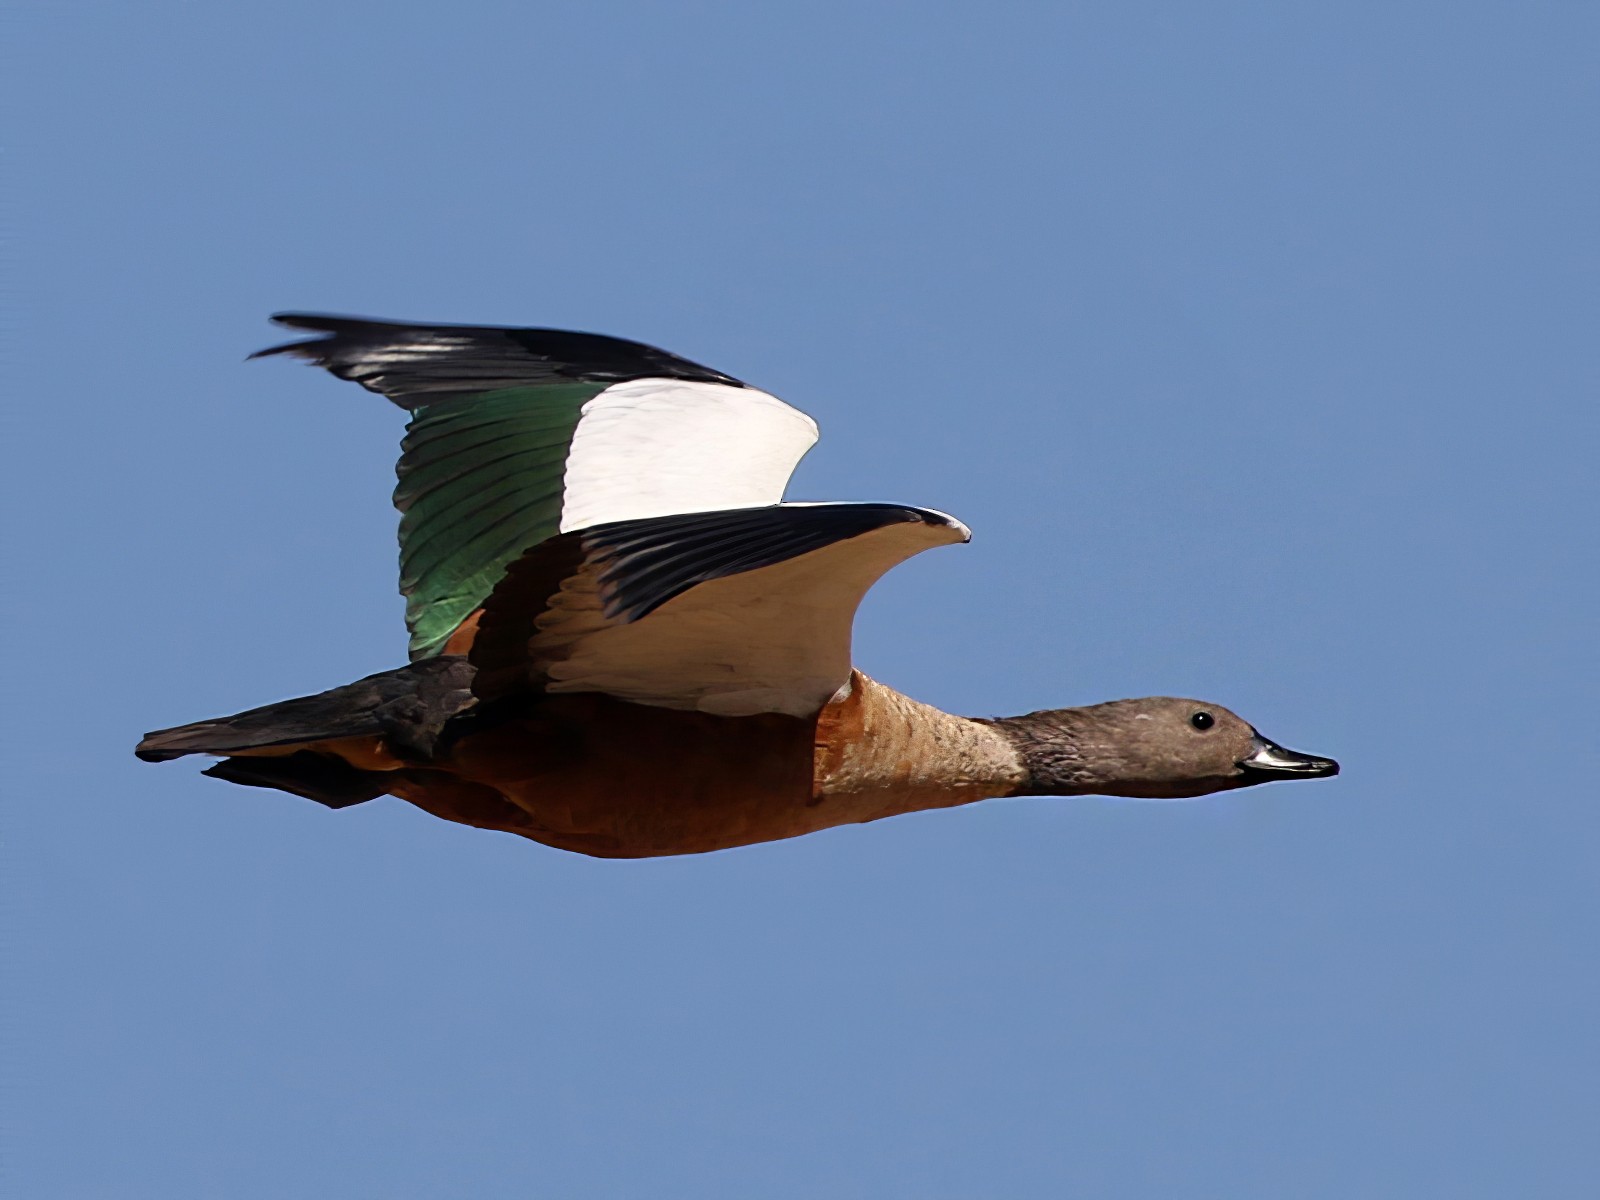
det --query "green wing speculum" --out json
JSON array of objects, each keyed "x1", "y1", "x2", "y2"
[
  {"x1": 392, "y1": 383, "x2": 602, "y2": 656},
  {"x1": 254, "y1": 314, "x2": 819, "y2": 659}
]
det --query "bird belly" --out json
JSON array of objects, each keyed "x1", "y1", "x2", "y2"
[{"x1": 388, "y1": 694, "x2": 821, "y2": 857}]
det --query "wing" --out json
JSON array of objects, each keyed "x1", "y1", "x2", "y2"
[
  {"x1": 253, "y1": 314, "x2": 820, "y2": 659},
  {"x1": 468, "y1": 503, "x2": 971, "y2": 718}
]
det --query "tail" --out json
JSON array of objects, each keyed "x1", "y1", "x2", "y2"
[{"x1": 136, "y1": 657, "x2": 477, "y2": 808}]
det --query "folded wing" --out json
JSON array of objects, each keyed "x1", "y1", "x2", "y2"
[
  {"x1": 469, "y1": 503, "x2": 971, "y2": 717},
  {"x1": 254, "y1": 314, "x2": 820, "y2": 658}
]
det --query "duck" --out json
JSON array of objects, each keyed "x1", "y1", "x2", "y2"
[{"x1": 136, "y1": 314, "x2": 1338, "y2": 858}]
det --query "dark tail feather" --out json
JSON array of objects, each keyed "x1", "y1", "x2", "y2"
[
  {"x1": 202, "y1": 752, "x2": 389, "y2": 810},
  {"x1": 136, "y1": 656, "x2": 476, "y2": 763}
]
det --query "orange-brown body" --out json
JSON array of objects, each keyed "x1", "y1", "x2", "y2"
[{"x1": 295, "y1": 673, "x2": 1027, "y2": 858}]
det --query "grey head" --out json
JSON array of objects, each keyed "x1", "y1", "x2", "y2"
[{"x1": 987, "y1": 697, "x2": 1338, "y2": 799}]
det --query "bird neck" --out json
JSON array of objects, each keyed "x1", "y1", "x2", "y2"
[
  {"x1": 977, "y1": 708, "x2": 1130, "y2": 797},
  {"x1": 811, "y1": 673, "x2": 1030, "y2": 820}
]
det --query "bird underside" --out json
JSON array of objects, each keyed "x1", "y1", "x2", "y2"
[{"x1": 154, "y1": 672, "x2": 1021, "y2": 858}]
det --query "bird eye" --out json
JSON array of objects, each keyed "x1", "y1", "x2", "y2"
[{"x1": 1190, "y1": 712, "x2": 1214, "y2": 730}]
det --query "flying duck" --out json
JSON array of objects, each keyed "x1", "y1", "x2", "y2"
[{"x1": 137, "y1": 315, "x2": 1338, "y2": 858}]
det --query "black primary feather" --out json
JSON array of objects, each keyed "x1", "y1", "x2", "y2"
[{"x1": 250, "y1": 313, "x2": 745, "y2": 406}]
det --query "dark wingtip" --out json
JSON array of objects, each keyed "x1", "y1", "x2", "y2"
[
  {"x1": 246, "y1": 343, "x2": 296, "y2": 361},
  {"x1": 248, "y1": 313, "x2": 362, "y2": 361},
  {"x1": 902, "y1": 506, "x2": 972, "y2": 542}
]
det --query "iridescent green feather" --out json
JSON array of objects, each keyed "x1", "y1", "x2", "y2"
[{"x1": 396, "y1": 381, "x2": 606, "y2": 658}]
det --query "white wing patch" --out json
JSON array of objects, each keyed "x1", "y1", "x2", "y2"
[
  {"x1": 533, "y1": 517, "x2": 967, "y2": 717},
  {"x1": 559, "y1": 379, "x2": 820, "y2": 532}
]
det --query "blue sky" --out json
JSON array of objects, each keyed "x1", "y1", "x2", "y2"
[{"x1": 6, "y1": 2, "x2": 1597, "y2": 1195}]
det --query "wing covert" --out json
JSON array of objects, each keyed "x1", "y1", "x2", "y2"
[
  {"x1": 255, "y1": 315, "x2": 819, "y2": 659},
  {"x1": 469, "y1": 502, "x2": 971, "y2": 717}
]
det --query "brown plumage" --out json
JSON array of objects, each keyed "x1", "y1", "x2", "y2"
[
  {"x1": 137, "y1": 315, "x2": 1339, "y2": 857},
  {"x1": 138, "y1": 667, "x2": 1334, "y2": 858}
]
